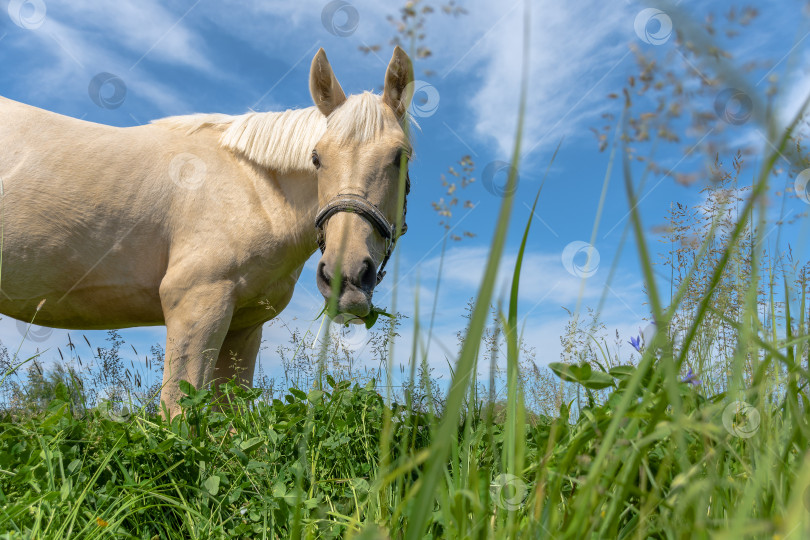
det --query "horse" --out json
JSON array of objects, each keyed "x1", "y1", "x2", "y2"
[{"x1": 0, "y1": 47, "x2": 414, "y2": 418}]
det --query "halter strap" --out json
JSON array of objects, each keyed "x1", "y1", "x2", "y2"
[{"x1": 314, "y1": 177, "x2": 409, "y2": 285}]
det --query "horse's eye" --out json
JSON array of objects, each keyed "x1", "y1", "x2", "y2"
[
  {"x1": 312, "y1": 150, "x2": 321, "y2": 169},
  {"x1": 392, "y1": 149, "x2": 409, "y2": 167}
]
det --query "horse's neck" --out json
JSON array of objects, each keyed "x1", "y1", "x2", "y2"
[
  {"x1": 263, "y1": 167, "x2": 321, "y2": 259},
  {"x1": 156, "y1": 109, "x2": 324, "y2": 261}
]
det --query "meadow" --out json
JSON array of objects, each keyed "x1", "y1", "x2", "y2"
[{"x1": 2, "y1": 2, "x2": 810, "y2": 539}]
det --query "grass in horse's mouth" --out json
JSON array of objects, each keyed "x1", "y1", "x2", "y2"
[{"x1": 318, "y1": 302, "x2": 393, "y2": 329}]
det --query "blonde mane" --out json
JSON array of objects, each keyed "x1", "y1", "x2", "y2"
[{"x1": 154, "y1": 92, "x2": 411, "y2": 174}]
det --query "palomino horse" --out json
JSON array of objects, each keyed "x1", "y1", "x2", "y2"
[{"x1": 0, "y1": 47, "x2": 414, "y2": 418}]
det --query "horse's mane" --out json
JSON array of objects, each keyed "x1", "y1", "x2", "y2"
[{"x1": 154, "y1": 92, "x2": 412, "y2": 174}]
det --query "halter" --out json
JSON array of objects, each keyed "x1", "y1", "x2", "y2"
[{"x1": 314, "y1": 174, "x2": 409, "y2": 285}]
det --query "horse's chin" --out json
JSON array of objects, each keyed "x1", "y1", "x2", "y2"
[{"x1": 322, "y1": 290, "x2": 369, "y2": 324}]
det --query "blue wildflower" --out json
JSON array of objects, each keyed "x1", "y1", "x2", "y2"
[
  {"x1": 628, "y1": 335, "x2": 642, "y2": 352},
  {"x1": 681, "y1": 367, "x2": 700, "y2": 386}
]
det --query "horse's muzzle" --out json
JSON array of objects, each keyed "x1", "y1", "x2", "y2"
[{"x1": 316, "y1": 256, "x2": 377, "y2": 317}]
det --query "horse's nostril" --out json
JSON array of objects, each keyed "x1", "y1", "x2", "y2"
[
  {"x1": 317, "y1": 260, "x2": 335, "y2": 296},
  {"x1": 318, "y1": 261, "x2": 331, "y2": 284},
  {"x1": 357, "y1": 258, "x2": 377, "y2": 292}
]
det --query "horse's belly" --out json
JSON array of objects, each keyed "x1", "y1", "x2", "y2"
[
  {"x1": 0, "y1": 286, "x2": 164, "y2": 330},
  {"x1": 0, "y1": 218, "x2": 168, "y2": 329},
  {"x1": 0, "y1": 98, "x2": 175, "y2": 329}
]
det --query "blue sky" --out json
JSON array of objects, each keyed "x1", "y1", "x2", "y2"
[{"x1": 1, "y1": 0, "x2": 809, "y2": 389}]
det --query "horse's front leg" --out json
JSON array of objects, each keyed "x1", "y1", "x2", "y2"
[
  {"x1": 211, "y1": 323, "x2": 263, "y2": 411},
  {"x1": 158, "y1": 278, "x2": 236, "y2": 419}
]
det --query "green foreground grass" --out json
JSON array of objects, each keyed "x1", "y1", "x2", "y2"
[{"x1": 0, "y1": 346, "x2": 808, "y2": 540}]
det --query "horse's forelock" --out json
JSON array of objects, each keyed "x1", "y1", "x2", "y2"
[{"x1": 328, "y1": 92, "x2": 415, "y2": 150}]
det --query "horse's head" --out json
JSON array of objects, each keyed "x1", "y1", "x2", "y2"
[{"x1": 310, "y1": 47, "x2": 414, "y2": 320}]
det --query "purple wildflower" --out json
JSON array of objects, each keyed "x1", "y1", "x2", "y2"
[
  {"x1": 681, "y1": 367, "x2": 700, "y2": 386},
  {"x1": 628, "y1": 335, "x2": 642, "y2": 352}
]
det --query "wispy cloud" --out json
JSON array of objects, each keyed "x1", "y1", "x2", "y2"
[
  {"x1": 44, "y1": 0, "x2": 212, "y2": 72},
  {"x1": 3, "y1": 0, "x2": 213, "y2": 113},
  {"x1": 429, "y1": 1, "x2": 633, "y2": 157}
]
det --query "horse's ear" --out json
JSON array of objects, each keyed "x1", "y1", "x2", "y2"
[
  {"x1": 310, "y1": 48, "x2": 347, "y2": 117},
  {"x1": 382, "y1": 46, "x2": 414, "y2": 121}
]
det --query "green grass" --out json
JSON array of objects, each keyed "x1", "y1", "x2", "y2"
[{"x1": 1, "y1": 300, "x2": 807, "y2": 540}]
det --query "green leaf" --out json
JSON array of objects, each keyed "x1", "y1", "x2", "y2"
[
  {"x1": 178, "y1": 380, "x2": 196, "y2": 397},
  {"x1": 240, "y1": 437, "x2": 264, "y2": 454},
  {"x1": 362, "y1": 310, "x2": 379, "y2": 329},
  {"x1": 609, "y1": 365, "x2": 636, "y2": 380},
  {"x1": 549, "y1": 362, "x2": 615, "y2": 390},
  {"x1": 230, "y1": 445, "x2": 248, "y2": 465},
  {"x1": 549, "y1": 362, "x2": 583, "y2": 383},
  {"x1": 227, "y1": 487, "x2": 242, "y2": 504},
  {"x1": 60, "y1": 479, "x2": 71, "y2": 502},
  {"x1": 580, "y1": 371, "x2": 615, "y2": 390},
  {"x1": 360, "y1": 305, "x2": 393, "y2": 329},
  {"x1": 283, "y1": 487, "x2": 305, "y2": 506},
  {"x1": 569, "y1": 363, "x2": 593, "y2": 380},
  {"x1": 53, "y1": 382, "x2": 70, "y2": 402},
  {"x1": 67, "y1": 459, "x2": 82, "y2": 474},
  {"x1": 203, "y1": 475, "x2": 220, "y2": 496}
]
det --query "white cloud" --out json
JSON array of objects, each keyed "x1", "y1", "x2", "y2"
[
  {"x1": 32, "y1": 0, "x2": 212, "y2": 72},
  {"x1": 57, "y1": 0, "x2": 212, "y2": 71},
  {"x1": 779, "y1": 59, "x2": 810, "y2": 136},
  {"x1": 4, "y1": 0, "x2": 214, "y2": 113},
  {"x1": 432, "y1": 1, "x2": 633, "y2": 157}
]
